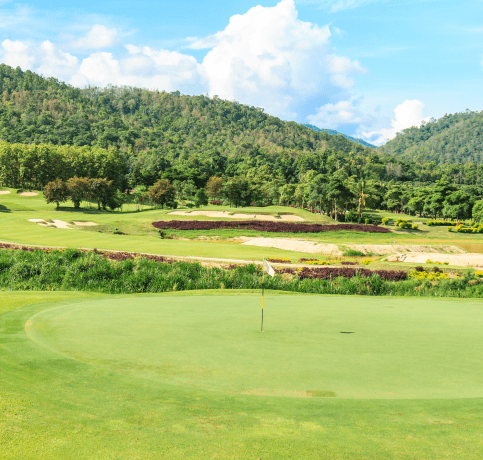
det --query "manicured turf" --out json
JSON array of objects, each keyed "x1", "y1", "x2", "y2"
[
  {"x1": 27, "y1": 294, "x2": 483, "y2": 399},
  {"x1": 3, "y1": 290, "x2": 483, "y2": 459}
]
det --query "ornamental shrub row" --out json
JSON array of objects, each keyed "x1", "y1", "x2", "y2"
[{"x1": 152, "y1": 220, "x2": 391, "y2": 234}]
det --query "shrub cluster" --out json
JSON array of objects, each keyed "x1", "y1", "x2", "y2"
[
  {"x1": 451, "y1": 223, "x2": 483, "y2": 233},
  {"x1": 2, "y1": 246, "x2": 483, "y2": 297},
  {"x1": 426, "y1": 220, "x2": 460, "y2": 226},
  {"x1": 295, "y1": 266, "x2": 408, "y2": 281},
  {"x1": 267, "y1": 258, "x2": 292, "y2": 264},
  {"x1": 152, "y1": 220, "x2": 391, "y2": 234}
]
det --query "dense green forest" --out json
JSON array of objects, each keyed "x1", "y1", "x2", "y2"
[
  {"x1": 378, "y1": 110, "x2": 483, "y2": 164},
  {"x1": 2, "y1": 64, "x2": 483, "y2": 221},
  {"x1": 303, "y1": 124, "x2": 375, "y2": 148}
]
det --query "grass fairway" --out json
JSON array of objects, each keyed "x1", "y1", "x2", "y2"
[{"x1": 3, "y1": 291, "x2": 483, "y2": 459}]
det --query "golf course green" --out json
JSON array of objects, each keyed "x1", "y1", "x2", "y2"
[
  {"x1": 4, "y1": 290, "x2": 483, "y2": 459},
  {"x1": 26, "y1": 294, "x2": 483, "y2": 399}
]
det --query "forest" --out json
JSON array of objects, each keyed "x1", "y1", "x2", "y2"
[{"x1": 2, "y1": 64, "x2": 483, "y2": 221}]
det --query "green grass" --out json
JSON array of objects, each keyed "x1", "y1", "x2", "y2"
[
  {"x1": 3, "y1": 291, "x2": 483, "y2": 459},
  {"x1": 2, "y1": 189, "x2": 483, "y2": 264}
]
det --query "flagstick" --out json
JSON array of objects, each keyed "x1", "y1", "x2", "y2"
[{"x1": 261, "y1": 271, "x2": 264, "y2": 332}]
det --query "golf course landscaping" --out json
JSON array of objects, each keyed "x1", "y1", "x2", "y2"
[
  {"x1": 3, "y1": 190, "x2": 483, "y2": 458},
  {"x1": 2, "y1": 290, "x2": 483, "y2": 459}
]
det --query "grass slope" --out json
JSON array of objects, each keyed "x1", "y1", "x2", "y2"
[{"x1": 2, "y1": 291, "x2": 483, "y2": 459}]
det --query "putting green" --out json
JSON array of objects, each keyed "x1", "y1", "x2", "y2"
[{"x1": 26, "y1": 294, "x2": 483, "y2": 399}]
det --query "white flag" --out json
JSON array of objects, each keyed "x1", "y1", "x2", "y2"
[{"x1": 262, "y1": 258, "x2": 275, "y2": 277}]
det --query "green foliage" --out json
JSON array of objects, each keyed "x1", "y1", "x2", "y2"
[
  {"x1": 43, "y1": 178, "x2": 69, "y2": 209},
  {"x1": 146, "y1": 179, "x2": 176, "y2": 208}
]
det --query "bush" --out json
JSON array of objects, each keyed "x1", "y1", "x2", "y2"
[
  {"x1": 152, "y1": 220, "x2": 391, "y2": 234},
  {"x1": 381, "y1": 217, "x2": 389, "y2": 225},
  {"x1": 343, "y1": 249, "x2": 366, "y2": 257},
  {"x1": 346, "y1": 210, "x2": 358, "y2": 223}
]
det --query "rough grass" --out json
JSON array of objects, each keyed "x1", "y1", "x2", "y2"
[{"x1": 3, "y1": 291, "x2": 483, "y2": 459}]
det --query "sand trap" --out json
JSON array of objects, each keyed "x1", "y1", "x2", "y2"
[
  {"x1": 243, "y1": 238, "x2": 466, "y2": 256},
  {"x1": 18, "y1": 192, "x2": 38, "y2": 196},
  {"x1": 72, "y1": 221, "x2": 97, "y2": 226},
  {"x1": 243, "y1": 238, "x2": 341, "y2": 255},
  {"x1": 168, "y1": 210, "x2": 304, "y2": 221},
  {"x1": 0, "y1": 190, "x2": 11, "y2": 194},
  {"x1": 28, "y1": 218, "x2": 72, "y2": 229},
  {"x1": 386, "y1": 253, "x2": 483, "y2": 267}
]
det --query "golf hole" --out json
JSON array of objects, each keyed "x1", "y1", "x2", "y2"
[{"x1": 340, "y1": 332, "x2": 354, "y2": 334}]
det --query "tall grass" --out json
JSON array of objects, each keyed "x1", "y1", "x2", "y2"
[{"x1": 1, "y1": 248, "x2": 482, "y2": 297}]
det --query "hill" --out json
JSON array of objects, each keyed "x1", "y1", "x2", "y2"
[
  {"x1": 0, "y1": 64, "x2": 371, "y2": 159},
  {"x1": 377, "y1": 110, "x2": 483, "y2": 164},
  {"x1": 303, "y1": 124, "x2": 376, "y2": 148}
]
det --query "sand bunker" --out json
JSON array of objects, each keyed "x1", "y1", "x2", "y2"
[
  {"x1": 168, "y1": 210, "x2": 304, "y2": 221},
  {"x1": 18, "y1": 192, "x2": 38, "y2": 196},
  {"x1": 72, "y1": 221, "x2": 97, "y2": 226},
  {"x1": 0, "y1": 190, "x2": 11, "y2": 194},
  {"x1": 28, "y1": 219, "x2": 97, "y2": 229},
  {"x1": 386, "y1": 253, "x2": 483, "y2": 267},
  {"x1": 243, "y1": 238, "x2": 466, "y2": 257}
]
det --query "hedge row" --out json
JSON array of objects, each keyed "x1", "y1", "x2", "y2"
[{"x1": 152, "y1": 220, "x2": 391, "y2": 233}]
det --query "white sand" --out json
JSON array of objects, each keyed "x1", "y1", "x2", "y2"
[
  {"x1": 18, "y1": 192, "x2": 38, "y2": 196},
  {"x1": 386, "y1": 253, "x2": 483, "y2": 267},
  {"x1": 0, "y1": 191, "x2": 11, "y2": 194},
  {"x1": 168, "y1": 210, "x2": 304, "y2": 221},
  {"x1": 28, "y1": 218, "x2": 46, "y2": 223},
  {"x1": 72, "y1": 221, "x2": 97, "y2": 226},
  {"x1": 243, "y1": 237, "x2": 466, "y2": 257}
]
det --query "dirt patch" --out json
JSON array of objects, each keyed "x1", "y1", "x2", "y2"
[
  {"x1": 0, "y1": 190, "x2": 11, "y2": 194},
  {"x1": 72, "y1": 221, "x2": 97, "y2": 226},
  {"x1": 242, "y1": 238, "x2": 466, "y2": 256},
  {"x1": 167, "y1": 210, "x2": 304, "y2": 221},
  {"x1": 386, "y1": 253, "x2": 483, "y2": 267},
  {"x1": 18, "y1": 192, "x2": 38, "y2": 196}
]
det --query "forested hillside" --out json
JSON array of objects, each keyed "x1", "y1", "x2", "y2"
[
  {"x1": 378, "y1": 110, "x2": 483, "y2": 164},
  {"x1": 303, "y1": 124, "x2": 376, "y2": 149}
]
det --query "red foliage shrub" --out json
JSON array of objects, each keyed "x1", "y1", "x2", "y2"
[
  {"x1": 296, "y1": 266, "x2": 407, "y2": 281},
  {"x1": 152, "y1": 220, "x2": 391, "y2": 234}
]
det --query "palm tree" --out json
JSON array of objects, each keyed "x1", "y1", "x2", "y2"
[{"x1": 352, "y1": 179, "x2": 376, "y2": 222}]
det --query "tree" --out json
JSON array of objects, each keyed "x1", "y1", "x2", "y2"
[
  {"x1": 43, "y1": 178, "x2": 69, "y2": 209},
  {"x1": 327, "y1": 172, "x2": 352, "y2": 221},
  {"x1": 351, "y1": 179, "x2": 377, "y2": 222},
  {"x1": 472, "y1": 200, "x2": 483, "y2": 223},
  {"x1": 443, "y1": 190, "x2": 474, "y2": 221},
  {"x1": 90, "y1": 178, "x2": 114, "y2": 210},
  {"x1": 222, "y1": 177, "x2": 252, "y2": 207},
  {"x1": 146, "y1": 179, "x2": 176, "y2": 208},
  {"x1": 194, "y1": 188, "x2": 209, "y2": 207},
  {"x1": 205, "y1": 176, "x2": 223, "y2": 199},
  {"x1": 66, "y1": 176, "x2": 91, "y2": 208}
]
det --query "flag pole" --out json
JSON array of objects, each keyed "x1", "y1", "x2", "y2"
[{"x1": 261, "y1": 271, "x2": 264, "y2": 332}]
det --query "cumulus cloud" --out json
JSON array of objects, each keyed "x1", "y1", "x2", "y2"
[
  {"x1": 0, "y1": 0, "x2": 367, "y2": 122},
  {"x1": 70, "y1": 46, "x2": 202, "y2": 90},
  {"x1": 195, "y1": 0, "x2": 366, "y2": 119},
  {"x1": 1, "y1": 39, "x2": 35, "y2": 69},
  {"x1": 307, "y1": 99, "x2": 365, "y2": 129},
  {"x1": 71, "y1": 25, "x2": 118, "y2": 50},
  {"x1": 361, "y1": 99, "x2": 431, "y2": 145}
]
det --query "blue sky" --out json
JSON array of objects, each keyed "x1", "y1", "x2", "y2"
[{"x1": 1, "y1": 0, "x2": 482, "y2": 145}]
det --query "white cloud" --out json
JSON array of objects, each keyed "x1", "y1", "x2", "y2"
[
  {"x1": 197, "y1": 0, "x2": 366, "y2": 119},
  {"x1": 1, "y1": 39, "x2": 35, "y2": 69},
  {"x1": 70, "y1": 46, "x2": 202, "y2": 91},
  {"x1": 0, "y1": 0, "x2": 367, "y2": 123},
  {"x1": 307, "y1": 99, "x2": 365, "y2": 128},
  {"x1": 71, "y1": 25, "x2": 118, "y2": 50},
  {"x1": 361, "y1": 99, "x2": 431, "y2": 145}
]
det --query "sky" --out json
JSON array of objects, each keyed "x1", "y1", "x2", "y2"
[{"x1": 1, "y1": 0, "x2": 482, "y2": 145}]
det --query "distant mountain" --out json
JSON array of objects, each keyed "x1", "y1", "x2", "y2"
[
  {"x1": 303, "y1": 124, "x2": 376, "y2": 149},
  {"x1": 377, "y1": 110, "x2": 483, "y2": 164}
]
